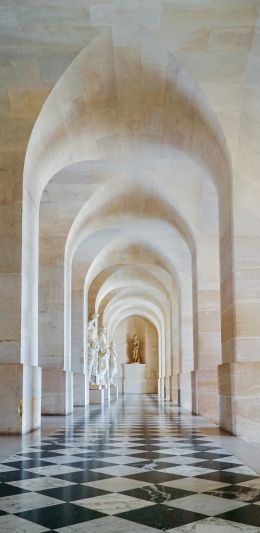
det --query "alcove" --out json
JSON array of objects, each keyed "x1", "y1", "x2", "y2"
[{"x1": 113, "y1": 315, "x2": 158, "y2": 393}]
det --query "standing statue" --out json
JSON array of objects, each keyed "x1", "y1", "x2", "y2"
[
  {"x1": 87, "y1": 313, "x2": 99, "y2": 384},
  {"x1": 131, "y1": 334, "x2": 140, "y2": 363},
  {"x1": 98, "y1": 326, "x2": 110, "y2": 385},
  {"x1": 109, "y1": 341, "x2": 118, "y2": 385}
]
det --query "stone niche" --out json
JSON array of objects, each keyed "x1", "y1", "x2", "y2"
[{"x1": 113, "y1": 315, "x2": 158, "y2": 393}]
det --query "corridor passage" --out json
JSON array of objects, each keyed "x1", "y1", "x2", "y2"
[{"x1": 0, "y1": 396, "x2": 260, "y2": 532}]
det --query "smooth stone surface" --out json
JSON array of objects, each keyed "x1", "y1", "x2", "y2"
[
  {"x1": 123, "y1": 363, "x2": 147, "y2": 394},
  {"x1": 41, "y1": 369, "x2": 73, "y2": 415},
  {"x1": 89, "y1": 389, "x2": 104, "y2": 405}
]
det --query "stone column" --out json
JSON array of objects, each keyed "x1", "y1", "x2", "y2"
[
  {"x1": 192, "y1": 288, "x2": 221, "y2": 424},
  {"x1": 74, "y1": 373, "x2": 87, "y2": 406},
  {"x1": 178, "y1": 313, "x2": 193, "y2": 410},
  {"x1": 39, "y1": 241, "x2": 74, "y2": 414},
  {"x1": 191, "y1": 224, "x2": 222, "y2": 424},
  {"x1": 0, "y1": 156, "x2": 42, "y2": 433},
  {"x1": 0, "y1": 364, "x2": 41, "y2": 434},
  {"x1": 71, "y1": 274, "x2": 88, "y2": 407},
  {"x1": 218, "y1": 17, "x2": 260, "y2": 439},
  {"x1": 42, "y1": 368, "x2": 73, "y2": 415}
]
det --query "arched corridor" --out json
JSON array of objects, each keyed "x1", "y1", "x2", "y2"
[{"x1": 1, "y1": 0, "x2": 260, "y2": 529}]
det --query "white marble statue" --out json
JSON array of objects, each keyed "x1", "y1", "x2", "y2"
[
  {"x1": 98, "y1": 326, "x2": 110, "y2": 385},
  {"x1": 131, "y1": 334, "x2": 140, "y2": 363},
  {"x1": 87, "y1": 312, "x2": 99, "y2": 384},
  {"x1": 109, "y1": 341, "x2": 118, "y2": 385}
]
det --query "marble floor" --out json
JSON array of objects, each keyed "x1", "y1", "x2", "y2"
[
  {"x1": 0, "y1": 396, "x2": 260, "y2": 532},
  {"x1": 0, "y1": 411, "x2": 83, "y2": 464}
]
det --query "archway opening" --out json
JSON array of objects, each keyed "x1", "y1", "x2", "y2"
[{"x1": 113, "y1": 315, "x2": 159, "y2": 395}]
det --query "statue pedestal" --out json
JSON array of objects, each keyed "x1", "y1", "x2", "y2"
[
  {"x1": 104, "y1": 384, "x2": 110, "y2": 402},
  {"x1": 123, "y1": 363, "x2": 147, "y2": 394},
  {"x1": 89, "y1": 384, "x2": 104, "y2": 404},
  {"x1": 110, "y1": 384, "x2": 119, "y2": 401}
]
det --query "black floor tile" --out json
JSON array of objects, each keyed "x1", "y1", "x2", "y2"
[
  {"x1": 117, "y1": 503, "x2": 205, "y2": 530},
  {"x1": 0, "y1": 483, "x2": 30, "y2": 497},
  {"x1": 142, "y1": 445, "x2": 170, "y2": 451},
  {"x1": 126, "y1": 470, "x2": 183, "y2": 484},
  {"x1": 68, "y1": 460, "x2": 116, "y2": 470},
  {"x1": 205, "y1": 485, "x2": 260, "y2": 503},
  {"x1": 75, "y1": 452, "x2": 115, "y2": 459},
  {"x1": 197, "y1": 460, "x2": 240, "y2": 470},
  {"x1": 185, "y1": 452, "x2": 230, "y2": 460},
  {"x1": 0, "y1": 470, "x2": 44, "y2": 483},
  {"x1": 4, "y1": 459, "x2": 52, "y2": 469},
  {"x1": 198, "y1": 471, "x2": 258, "y2": 484},
  {"x1": 218, "y1": 504, "x2": 260, "y2": 527},
  {"x1": 17, "y1": 451, "x2": 63, "y2": 459},
  {"x1": 31, "y1": 445, "x2": 62, "y2": 451},
  {"x1": 39, "y1": 483, "x2": 109, "y2": 501},
  {"x1": 185, "y1": 446, "x2": 216, "y2": 452},
  {"x1": 122, "y1": 483, "x2": 194, "y2": 503},
  {"x1": 127, "y1": 461, "x2": 153, "y2": 468},
  {"x1": 155, "y1": 461, "x2": 188, "y2": 469},
  {"x1": 131, "y1": 452, "x2": 171, "y2": 460},
  {"x1": 55, "y1": 470, "x2": 113, "y2": 483},
  {"x1": 17, "y1": 503, "x2": 106, "y2": 529}
]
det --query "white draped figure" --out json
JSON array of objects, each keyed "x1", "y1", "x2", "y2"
[
  {"x1": 87, "y1": 313, "x2": 99, "y2": 384},
  {"x1": 109, "y1": 341, "x2": 118, "y2": 385},
  {"x1": 98, "y1": 326, "x2": 110, "y2": 385}
]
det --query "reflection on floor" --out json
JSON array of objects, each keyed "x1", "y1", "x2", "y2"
[
  {"x1": 0, "y1": 395, "x2": 260, "y2": 532},
  {"x1": 0, "y1": 408, "x2": 84, "y2": 464}
]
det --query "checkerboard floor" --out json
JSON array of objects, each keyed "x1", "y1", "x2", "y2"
[{"x1": 0, "y1": 395, "x2": 260, "y2": 532}]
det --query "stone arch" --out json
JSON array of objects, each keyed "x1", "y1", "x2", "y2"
[
  {"x1": 82, "y1": 234, "x2": 193, "y2": 406},
  {"x1": 68, "y1": 220, "x2": 190, "y2": 362},
  {"x1": 82, "y1": 263, "x2": 179, "y2": 401},
  {"x1": 103, "y1": 288, "x2": 170, "y2": 391},
  {"x1": 66, "y1": 221, "x2": 188, "y2": 407},
  {"x1": 95, "y1": 266, "x2": 172, "y2": 314},
  {"x1": 64, "y1": 176, "x2": 194, "y2": 384},
  {"x1": 106, "y1": 303, "x2": 163, "y2": 394},
  {"x1": 20, "y1": 31, "x2": 234, "y2": 432},
  {"x1": 22, "y1": 32, "x2": 233, "y2": 369},
  {"x1": 86, "y1": 265, "x2": 181, "y2": 401}
]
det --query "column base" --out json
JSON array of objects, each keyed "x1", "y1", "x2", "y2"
[
  {"x1": 165, "y1": 376, "x2": 171, "y2": 400},
  {"x1": 42, "y1": 369, "x2": 73, "y2": 415},
  {"x1": 146, "y1": 378, "x2": 158, "y2": 393},
  {"x1": 177, "y1": 372, "x2": 192, "y2": 410},
  {"x1": 170, "y1": 373, "x2": 178, "y2": 403},
  {"x1": 191, "y1": 368, "x2": 219, "y2": 424},
  {"x1": 218, "y1": 362, "x2": 260, "y2": 439},
  {"x1": 0, "y1": 363, "x2": 41, "y2": 434},
  {"x1": 158, "y1": 377, "x2": 165, "y2": 397},
  {"x1": 74, "y1": 373, "x2": 87, "y2": 406}
]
